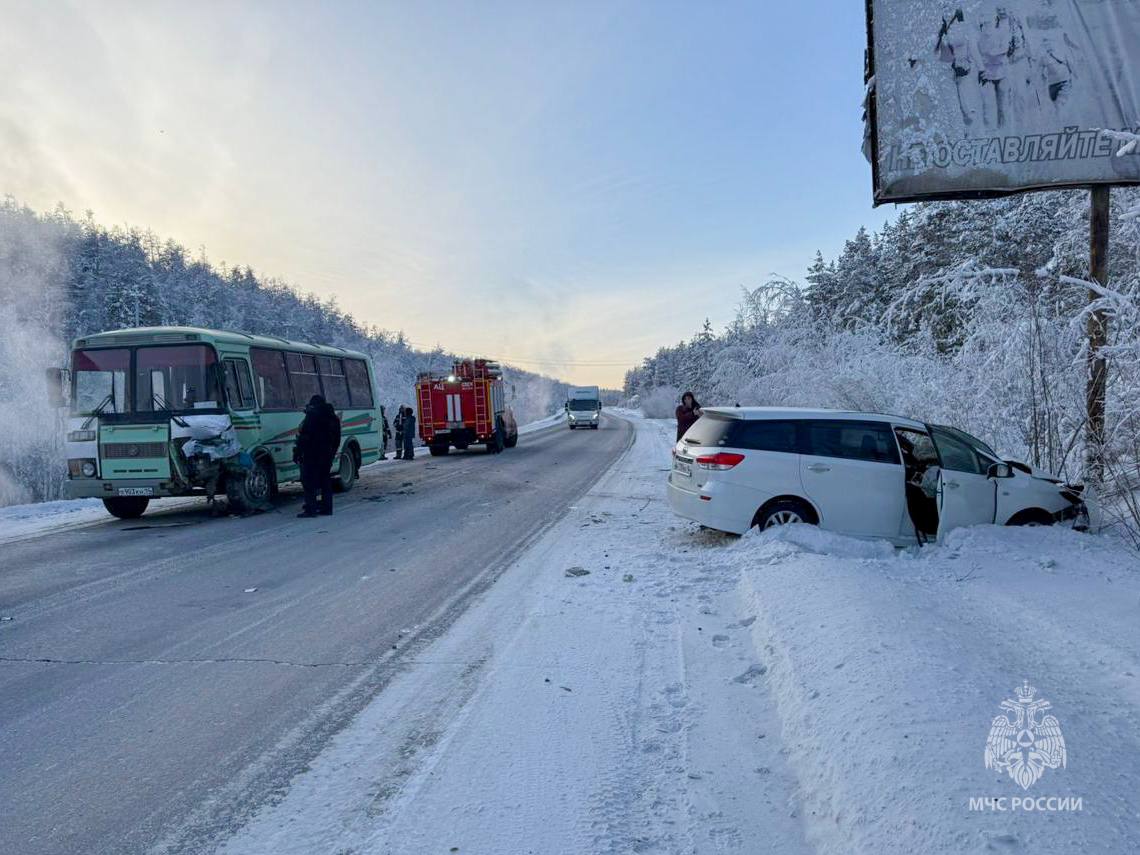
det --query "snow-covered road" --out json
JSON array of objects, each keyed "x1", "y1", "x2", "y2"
[
  {"x1": 0, "y1": 416, "x2": 630, "y2": 855},
  {"x1": 221, "y1": 414, "x2": 1140, "y2": 855}
]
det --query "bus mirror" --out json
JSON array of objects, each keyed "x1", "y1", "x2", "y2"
[{"x1": 46, "y1": 367, "x2": 68, "y2": 408}]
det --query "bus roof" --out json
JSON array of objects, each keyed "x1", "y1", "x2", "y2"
[{"x1": 72, "y1": 326, "x2": 370, "y2": 361}]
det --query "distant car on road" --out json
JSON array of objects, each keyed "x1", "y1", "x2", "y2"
[
  {"x1": 566, "y1": 385, "x2": 602, "y2": 430},
  {"x1": 667, "y1": 407, "x2": 1091, "y2": 544}
]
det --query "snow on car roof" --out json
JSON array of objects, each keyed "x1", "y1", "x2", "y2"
[{"x1": 701, "y1": 406, "x2": 925, "y2": 430}]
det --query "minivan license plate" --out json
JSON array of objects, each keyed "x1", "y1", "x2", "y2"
[
  {"x1": 673, "y1": 459, "x2": 692, "y2": 478},
  {"x1": 117, "y1": 487, "x2": 154, "y2": 496}
]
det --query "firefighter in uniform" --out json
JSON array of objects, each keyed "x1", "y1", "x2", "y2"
[
  {"x1": 393, "y1": 406, "x2": 405, "y2": 459},
  {"x1": 401, "y1": 406, "x2": 416, "y2": 460},
  {"x1": 380, "y1": 406, "x2": 391, "y2": 460}
]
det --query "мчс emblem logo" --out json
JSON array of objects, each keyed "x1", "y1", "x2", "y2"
[{"x1": 984, "y1": 681, "x2": 1067, "y2": 790}]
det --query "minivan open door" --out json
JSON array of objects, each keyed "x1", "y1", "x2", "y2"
[{"x1": 930, "y1": 426, "x2": 996, "y2": 542}]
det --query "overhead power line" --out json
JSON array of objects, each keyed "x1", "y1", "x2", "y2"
[{"x1": 404, "y1": 341, "x2": 643, "y2": 367}]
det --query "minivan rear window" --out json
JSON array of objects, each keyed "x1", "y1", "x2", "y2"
[
  {"x1": 683, "y1": 416, "x2": 800, "y2": 453},
  {"x1": 681, "y1": 415, "x2": 736, "y2": 447}
]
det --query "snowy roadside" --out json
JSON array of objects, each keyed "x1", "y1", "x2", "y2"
[
  {"x1": 731, "y1": 523, "x2": 1140, "y2": 854},
  {"x1": 0, "y1": 496, "x2": 207, "y2": 546},
  {"x1": 219, "y1": 412, "x2": 812, "y2": 854},
  {"x1": 217, "y1": 413, "x2": 1139, "y2": 854},
  {"x1": 518, "y1": 410, "x2": 566, "y2": 434}
]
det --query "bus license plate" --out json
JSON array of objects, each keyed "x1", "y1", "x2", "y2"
[
  {"x1": 117, "y1": 487, "x2": 154, "y2": 496},
  {"x1": 673, "y1": 459, "x2": 692, "y2": 478}
]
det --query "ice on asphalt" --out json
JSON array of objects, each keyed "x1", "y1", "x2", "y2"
[
  {"x1": 0, "y1": 414, "x2": 567, "y2": 546},
  {"x1": 220, "y1": 414, "x2": 1139, "y2": 855}
]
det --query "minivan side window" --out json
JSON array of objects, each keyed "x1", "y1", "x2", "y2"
[
  {"x1": 930, "y1": 427, "x2": 987, "y2": 475},
  {"x1": 804, "y1": 420, "x2": 900, "y2": 465},
  {"x1": 731, "y1": 420, "x2": 800, "y2": 453}
]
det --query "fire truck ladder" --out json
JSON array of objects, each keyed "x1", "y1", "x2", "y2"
[
  {"x1": 474, "y1": 376, "x2": 489, "y2": 437},
  {"x1": 418, "y1": 379, "x2": 434, "y2": 440}
]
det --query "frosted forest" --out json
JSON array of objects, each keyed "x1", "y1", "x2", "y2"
[{"x1": 625, "y1": 188, "x2": 1140, "y2": 542}]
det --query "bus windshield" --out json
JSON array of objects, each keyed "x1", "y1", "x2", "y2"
[
  {"x1": 72, "y1": 348, "x2": 129, "y2": 415},
  {"x1": 136, "y1": 344, "x2": 221, "y2": 412},
  {"x1": 71, "y1": 344, "x2": 222, "y2": 414},
  {"x1": 568, "y1": 399, "x2": 599, "y2": 411}
]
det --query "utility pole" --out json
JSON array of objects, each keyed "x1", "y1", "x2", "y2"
[{"x1": 1086, "y1": 186, "x2": 1111, "y2": 483}]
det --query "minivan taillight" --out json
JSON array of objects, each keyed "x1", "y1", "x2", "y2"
[{"x1": 696, "y1": 452, "x2": 745, "y2": 470}]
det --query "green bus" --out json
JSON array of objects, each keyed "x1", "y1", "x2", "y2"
[{"x1": 54, "y1": 326, "x2": 385, "y2": 519}]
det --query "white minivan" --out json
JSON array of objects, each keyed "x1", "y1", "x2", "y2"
[{"x1": 667, "y1": 408, "x2": 1090, "y2": 545}]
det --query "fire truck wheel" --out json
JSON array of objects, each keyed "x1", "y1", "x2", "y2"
[
  {"x1": 429, "y1": 443, "x2": 450, "y2": 456},
  {"x1": 333, "y1": 449, "x2": 357, "y2": 493},
  {"x1": 102, "y1": 497, "x2": 150, "y2": 519},
  {"x1": 504, "y1": 431, "x2": 518, "y2": 448}
]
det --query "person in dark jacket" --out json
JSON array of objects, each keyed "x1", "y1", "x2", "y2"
[
  {"x1": 380, "y1": 407, "x2": 391, "y2": 460},
  {"x1": 675, "y1": 391, "x2": 702, "y2": 441},
  {"x1": 401, "y1": 406, "x2": 416, "y2": 460},
  {"x1": 393, "y1": 406, "x2": 405, "y2": 459},
  {"x1": 294, "y1": 394, "x2": 341, "y2": 517}
]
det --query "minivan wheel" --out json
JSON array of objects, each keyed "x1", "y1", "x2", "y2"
[
  {"x1": 1007, "y1": 508, "x2": 1054, "y2": 527},
  {"x1": 754, "y1": 499, "x2": 814, "y2": 530}
]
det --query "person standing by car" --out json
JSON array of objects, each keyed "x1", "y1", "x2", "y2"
[
  {"x1": 393, "y1": 406, "x2": 405, "y2": 459},
  {"x1": 675, "y1": 391, "x2": 702, "y2": 441},
  {"x1": 380, "y1": 406, "x2": 391, "y2": 460},
  {"x1": 294, "y1": 394, "x2": 341, "y2": 518},
  {"x1": 401, "y1": 405, "x2": 416, "y2": 460}
]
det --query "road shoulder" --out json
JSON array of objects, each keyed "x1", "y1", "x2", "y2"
[{"x1": 219, "y1": 414, "x2": 810, "y2": 855}]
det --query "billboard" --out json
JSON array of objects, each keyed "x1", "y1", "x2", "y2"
[{"x1": 866, "y1": 0, "x2": 1140, "y2": 204}]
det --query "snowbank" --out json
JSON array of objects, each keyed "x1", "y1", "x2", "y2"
[
  {"x1": 0, "y1": 496, "x2": 202, "y2": 545},
  {"x1": 518, "y1": 410, "x2": 566, "y2": 435},
  {"x1": 733, "y1": 523, "x2": 1139, "y2": 854},
  {"x1": 0, "y1": 498, "x2": 109, "y2": 545}
]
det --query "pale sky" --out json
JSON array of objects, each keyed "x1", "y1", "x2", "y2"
[{"x1": 1, "y1": 0, "x2": 882, "y2": 387}]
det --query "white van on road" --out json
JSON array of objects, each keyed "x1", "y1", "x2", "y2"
[
  {"x1": 566, "y1": 386, "x2": 602, "y2": 430},
  {"x1": 667, "y1": 407, "x2": 1090, "y2": 544}
]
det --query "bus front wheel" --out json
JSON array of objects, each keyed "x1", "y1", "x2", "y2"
[
  {"x1": 103, "y1": 497, "x2": 149, "y2": 519},
  {"x1": 227, "y1": 457, "x2": 274, "y2": 515}
]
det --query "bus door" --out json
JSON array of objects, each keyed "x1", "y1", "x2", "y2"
[{"x1": 220, "y1": 355, "x2": 260, "y2": 446}]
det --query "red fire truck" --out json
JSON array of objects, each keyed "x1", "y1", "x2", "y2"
[{"x1": 415, "y1": 359, "x2": 519, "y2": 456}]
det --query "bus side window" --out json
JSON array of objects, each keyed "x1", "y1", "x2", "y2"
[
  {"x1": 251, "y1": 348, "x2": 293, "y2": 409},
  {"x1": 223, "y1": 359, "x2": 256, "y2": 410},
  {"x1": 317, "y1": 357, "x2": 351, "y2": 408},
  {"x1": 286, "y1": 353, "x2": 321, "y2": 403},
  {"x1": 236, "y1": 361, "x2": 256, "y2": 409},
  {"x1": 345, "y1": 359, "x2": 374, "y2": 407}
]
